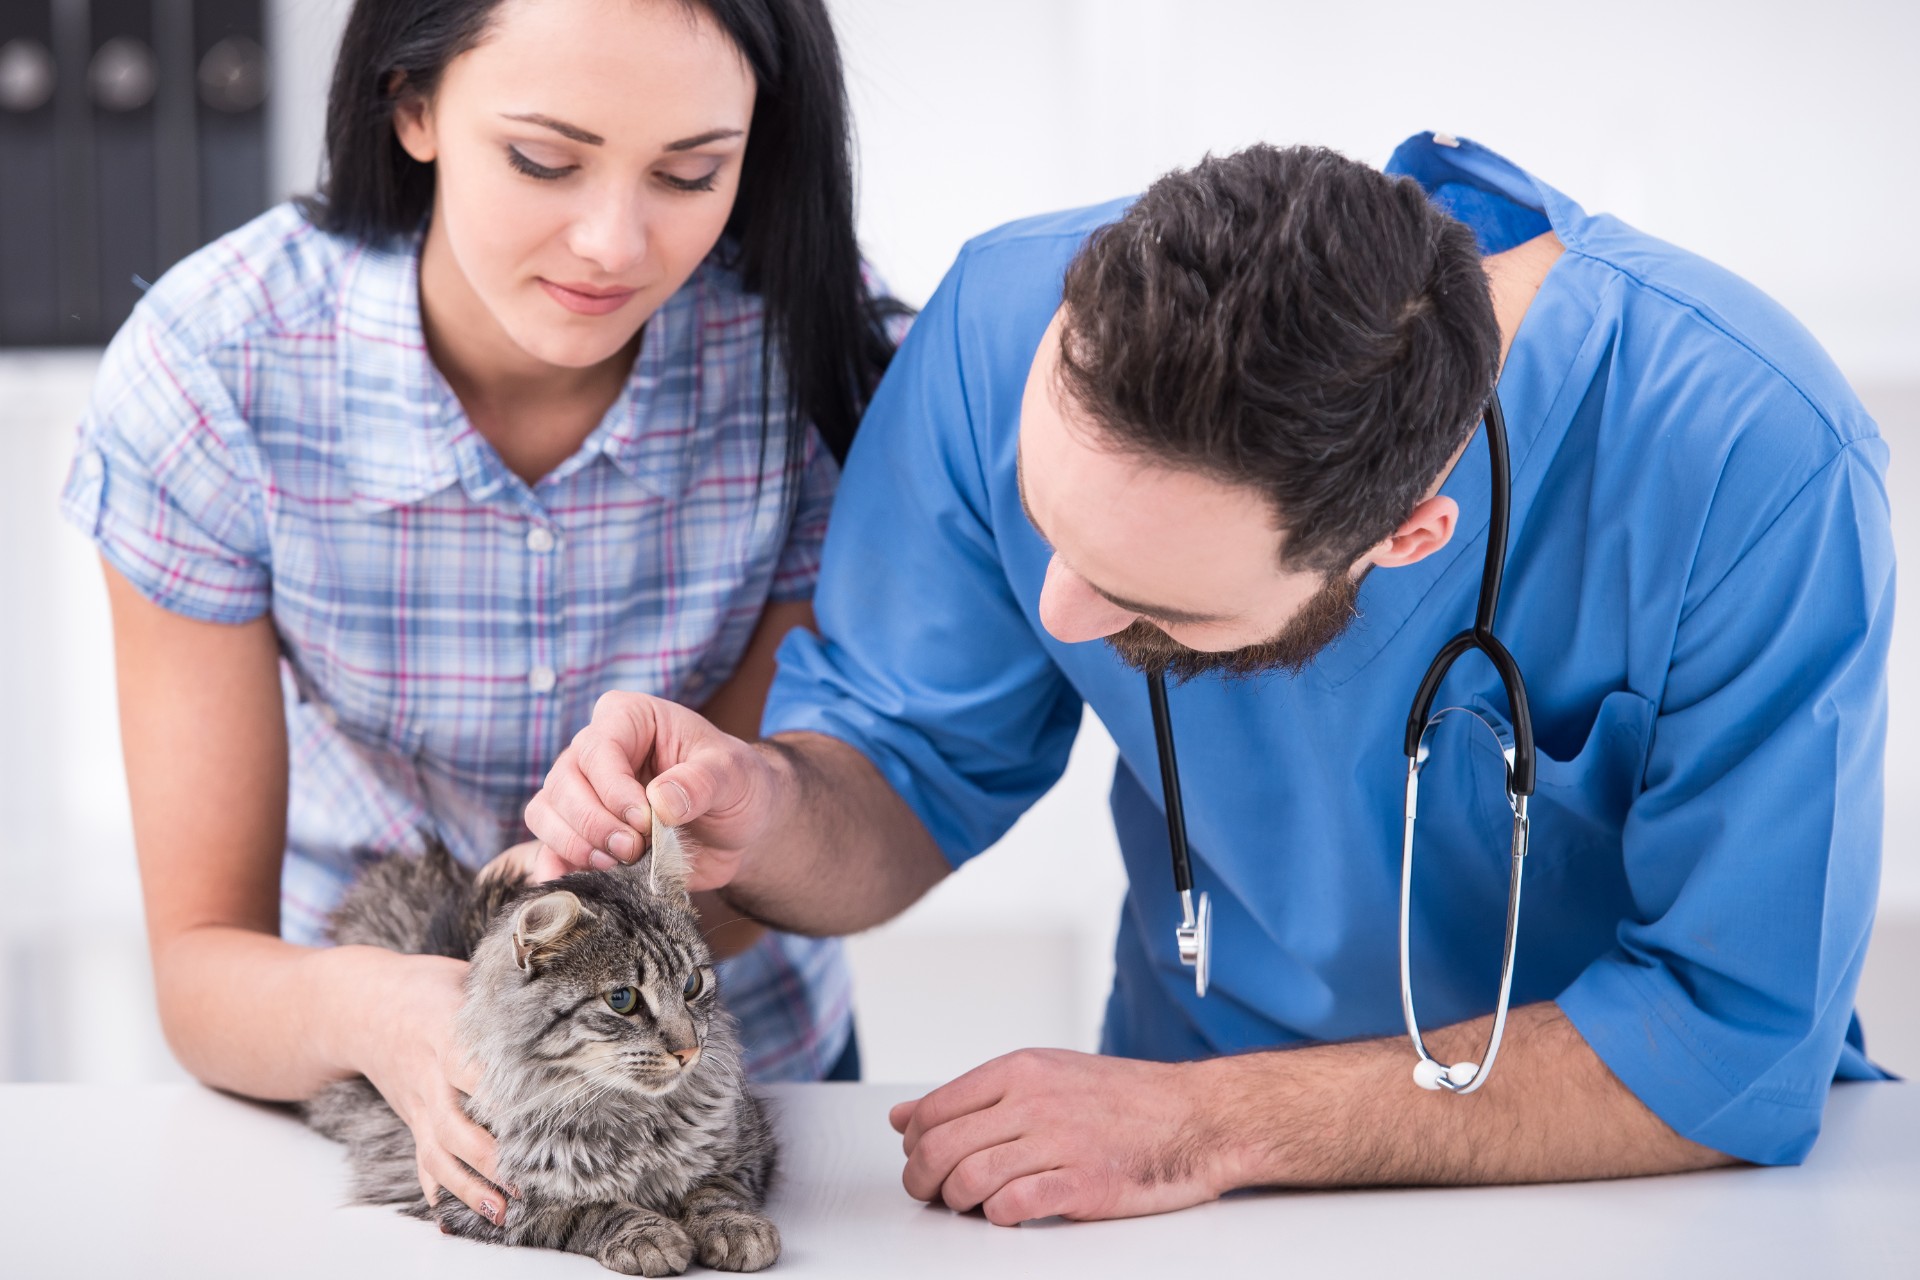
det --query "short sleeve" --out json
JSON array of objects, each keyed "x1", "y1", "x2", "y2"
[
  {"x1": 766, "y1": 425, "x2": 839, "y2": 604},
  {"x1": 1556, "y1": 438, "x2": 1895, "y2": 1165},
  {"x1": 60, "y1": 314, "x2": 271, "y2": 623},
  {"x1": 760, "y1": 246, "x2": 1083, "y2": 864}
]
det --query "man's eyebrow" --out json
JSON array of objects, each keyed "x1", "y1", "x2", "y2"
[
  {"x1": 1015, "y1": 443, "x2": 1230, "y2": 628},
  {"x1": 502, "y1": 113, "x2": 604, "y2": 145}
]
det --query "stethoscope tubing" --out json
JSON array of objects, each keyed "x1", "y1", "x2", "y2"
[{"x1": 1147, "y1": 389, "x2": 1534, "y2": 1091}]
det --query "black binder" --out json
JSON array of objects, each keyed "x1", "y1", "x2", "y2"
[
  {"x1": 192, "y1": 0, "x2": 266, "y2": 247},
  {"x1": 90, "y1": 0, "x2": 161, "y2": 340},
  {"x1": 1, "y1": 2, "x2": 62, "y2": 345},
  {"x1": 0, "y1": 0, "x2": 267, "y2": 348}
]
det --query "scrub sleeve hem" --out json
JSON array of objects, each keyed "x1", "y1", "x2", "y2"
[{"x1": 1556, "y1": 963, "x2": 1827, "y2": 1166}]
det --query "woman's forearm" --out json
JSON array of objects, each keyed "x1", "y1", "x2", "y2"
[{"x1": 151, "y1": 924, "x2": 397, "y2": 1100}]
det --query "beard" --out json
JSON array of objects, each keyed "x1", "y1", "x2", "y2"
[{"x1": 1103, "y1": 570, "x2": 1362, "y2": 681}]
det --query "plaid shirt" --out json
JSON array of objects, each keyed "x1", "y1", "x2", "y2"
[{"x1": 62, "y1": 204, "x2": 855, "y2": 1081}]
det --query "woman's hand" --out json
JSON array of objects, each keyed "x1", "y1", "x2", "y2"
[{"x1": 353, "y1": 950, "x2": 513, "y2": 1226}]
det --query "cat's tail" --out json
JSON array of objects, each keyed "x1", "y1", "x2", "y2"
[
  {"x1": 324, "y1": 837, "x2": 477, "y2": 956},
  {"x1": 302, "y1": 1076, "x2": 431, "y2": 1209}
]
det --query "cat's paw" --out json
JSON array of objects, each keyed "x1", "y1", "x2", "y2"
[
  {"x1": 597, "y1": 1213, "x2": 694, "y2": 1277},
  {"x1": 690, "y1": 1209, "x2": 781, "y2": 1272}
]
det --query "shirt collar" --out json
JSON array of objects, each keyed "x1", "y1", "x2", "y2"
[
  {"x1": 1383, "y1": 131, "x2": 1594, "y2": 255},
  {"x1": 335, "y1": 232, "x2": 464, "y2": 510},
  {"x1": 335, "y1": 230, "x2": 709, "y2": 511},
  {"x1": 592, "y1": 263, "x2": 702, "y2": 500},
  {"x1": 1312, "y1": 133, "x2": 1602, "y2": 688}
]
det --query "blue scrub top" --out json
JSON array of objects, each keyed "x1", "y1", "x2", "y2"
[{"x1": 764, "y1": 133, "x2": 1895, "y2": 1165}]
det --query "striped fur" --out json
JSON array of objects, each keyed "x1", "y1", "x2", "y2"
[{"x1": 304, "y1": 845, "x2": 779, "y2": 1275}]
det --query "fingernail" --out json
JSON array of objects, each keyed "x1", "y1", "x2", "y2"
[
  {"x1": 507, "y1": 1183, "x2": 523, "y2": 1199},
  {"x1": 589, "y1": 851, "x2": 618, "y2": 871},
  {"x1": 624, "y1": 806, "x2": 648, "y2": 830},
  {"x1": 652, "y1": 779, "x2": 691, "y2": 825},
  {"x1": 609, "y1": 831, "x2": 636, "y2": 860},
  {"x1": 481, "y1": 1199, "x2": 499, "y2": 1222}
]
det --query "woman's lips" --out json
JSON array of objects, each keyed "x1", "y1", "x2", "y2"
[{"x1": 539, "y1": 279, "x2": 638, "y2": 316}]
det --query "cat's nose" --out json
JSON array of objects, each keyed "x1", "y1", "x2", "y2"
[{"x1": 671, "y1": 1046, "x2": 702, "y2": 1070}]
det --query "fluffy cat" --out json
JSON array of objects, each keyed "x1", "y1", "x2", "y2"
[{"x1": 302, "y1": 833, "x2": 780, "y2": 1276}]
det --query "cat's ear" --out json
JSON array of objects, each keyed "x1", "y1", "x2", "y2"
[
  {"x1": 511, "y1": 890, "x2": 583, "y2": 972},
  {"x1": 645, "y1": 819, "x2": 694, "y2": 901}
]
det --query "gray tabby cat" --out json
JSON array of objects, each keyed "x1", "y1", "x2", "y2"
[{"x1": 302, "y1": 833, "x2": 780, "y2": 1276}]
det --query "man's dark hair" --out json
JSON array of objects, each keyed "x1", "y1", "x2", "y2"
[
  {"x1": 1057, "y1": 144, "x2": 1501, "y2": 573},
  {"x1": 298, "y1": 0, "x2": 904, "y2": 468}
]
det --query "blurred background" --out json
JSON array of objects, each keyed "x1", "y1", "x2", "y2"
[{"x1": 1, "y1": 0, "x2": 1915, "y2": 1088}]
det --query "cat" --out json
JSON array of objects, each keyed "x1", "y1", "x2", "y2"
[{"x1": 302, "y1": 831, "x2": 780, "y2": 1277}]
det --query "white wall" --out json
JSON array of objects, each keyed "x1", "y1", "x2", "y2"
[
  {"x1": 1, "y1": 0, "x2": 1912, "y2": 1085},
  {"x1": 267, "y1": 0, "x2": 1920, "y2": 382}
]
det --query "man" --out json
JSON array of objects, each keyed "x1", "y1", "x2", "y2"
[{"x1": 524, "y1": 135, "x2": 1894, "y2": 1223}]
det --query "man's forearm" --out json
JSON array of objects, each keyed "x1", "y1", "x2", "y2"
[
  {"x1": 720, "y1": 731, "x2": 951, "y2": 936},
  {"x1": 1199, "y1": 1001, "x2": 1734, "y2": 1188}
]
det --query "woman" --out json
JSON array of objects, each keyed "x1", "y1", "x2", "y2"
[{"x1": 61, "y1": 0, "x2": 900, "y2": 1228}]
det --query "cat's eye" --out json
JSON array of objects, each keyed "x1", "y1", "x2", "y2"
[
  {"x1": 682, "y1": 969, "x2": 706, "y2": 1000},
  {"x1": 605, "y1": 986, "x2": 639, "y2": 1015}
]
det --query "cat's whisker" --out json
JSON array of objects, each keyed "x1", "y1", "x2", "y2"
[{"x1": 492, "y1": 1069, "x2": 600, "y2": 1119}]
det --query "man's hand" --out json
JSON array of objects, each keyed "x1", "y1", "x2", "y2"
[
  {"x1": 523, "y1": 691, "x2": 780, "y2": 890},
  {"x1": 477, "y1": 839, "x2": 560, "y2": 885},
  {"x1": 889, "y1": 1049, "x2": 1223, "y2": 1226},
  {"x1": 888, "y1": 1007, "x2": 1734, "y2": 1225}
]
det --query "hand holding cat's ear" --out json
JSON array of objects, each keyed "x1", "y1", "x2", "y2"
[
  {"x1": 523, "y1": 691, "x2": 772, "y2": 892},
  {"x1": 645, "y1": 811, "x2": 695, "y2": 900},
  {"x1": 511, "y1": 891, "x2": 584, "y2": 971}
]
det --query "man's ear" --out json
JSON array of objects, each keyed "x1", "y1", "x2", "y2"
[
  {"x1": 511, "y1": 890, "x2": 583, "y2": 972},
  {"x1": 1365, "y1": 495, "x2": 1458, "y2": 571},
  {"x1": 390, "y1": 75, "x2": 437, "y2": 164}
]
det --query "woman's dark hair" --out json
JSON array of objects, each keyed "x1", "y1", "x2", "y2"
[
  {"x1": 301, "y1": 0, "x2": 904, "y2": 466},
  {"x1": 1057, "y1": 145, "x2": 1500, "y2": 574}
]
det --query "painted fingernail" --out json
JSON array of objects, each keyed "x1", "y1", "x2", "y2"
[
  {"x1": 481, "y1": 1199, "x2": 499, "y2": 1222},
  {"x1": 507, "y1": 1182, "x2": 523, "y2": 1199},
  {"x1": 609, "y1": 831, "x2": 636, "y2": 860},
  {"x1": 589, "y1": 851, "x2": 618, "y2": 870}
]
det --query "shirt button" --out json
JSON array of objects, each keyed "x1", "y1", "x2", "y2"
[
  {"x1": 526, "y1": 526, "x2": 557, "y2": 554},
  {"x1": 528, "y1": 665, "x2": 557, "y2": 694}
]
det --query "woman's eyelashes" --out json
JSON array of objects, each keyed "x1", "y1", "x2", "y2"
[
  {"x1": 658, "y1": 169, "x2": 721, "y2": 193},
  {"x1": 507, "y1": 145, "x2": 576, "y2": 180},
  {"x1": 505, "y1": 145, "x2": 723, "y2": 193}
]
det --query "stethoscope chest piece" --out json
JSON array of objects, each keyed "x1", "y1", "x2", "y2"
[
  {"x1": 1177, "y1": 888, "x2": 1212, "y2": 998},
  {"x1": 1143, "y1": 392, "x2": 1536, "y2": 1093},
  {"x1": 1147, "y1": 670, "x2": 1214, "y2": 1000}
]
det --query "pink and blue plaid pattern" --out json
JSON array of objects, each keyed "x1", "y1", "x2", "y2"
[{"x1": 62, "y1": 205, "x2": 855, "y2": 1081}]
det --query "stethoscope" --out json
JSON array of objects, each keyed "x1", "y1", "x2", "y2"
[{"x1": 1146, "y1": 391, "x2": 1534, "y2": 1095}]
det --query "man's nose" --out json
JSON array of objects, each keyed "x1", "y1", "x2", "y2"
[{"x1": 1037, "y1": 555, "x2": 1138, "y2": 643}]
